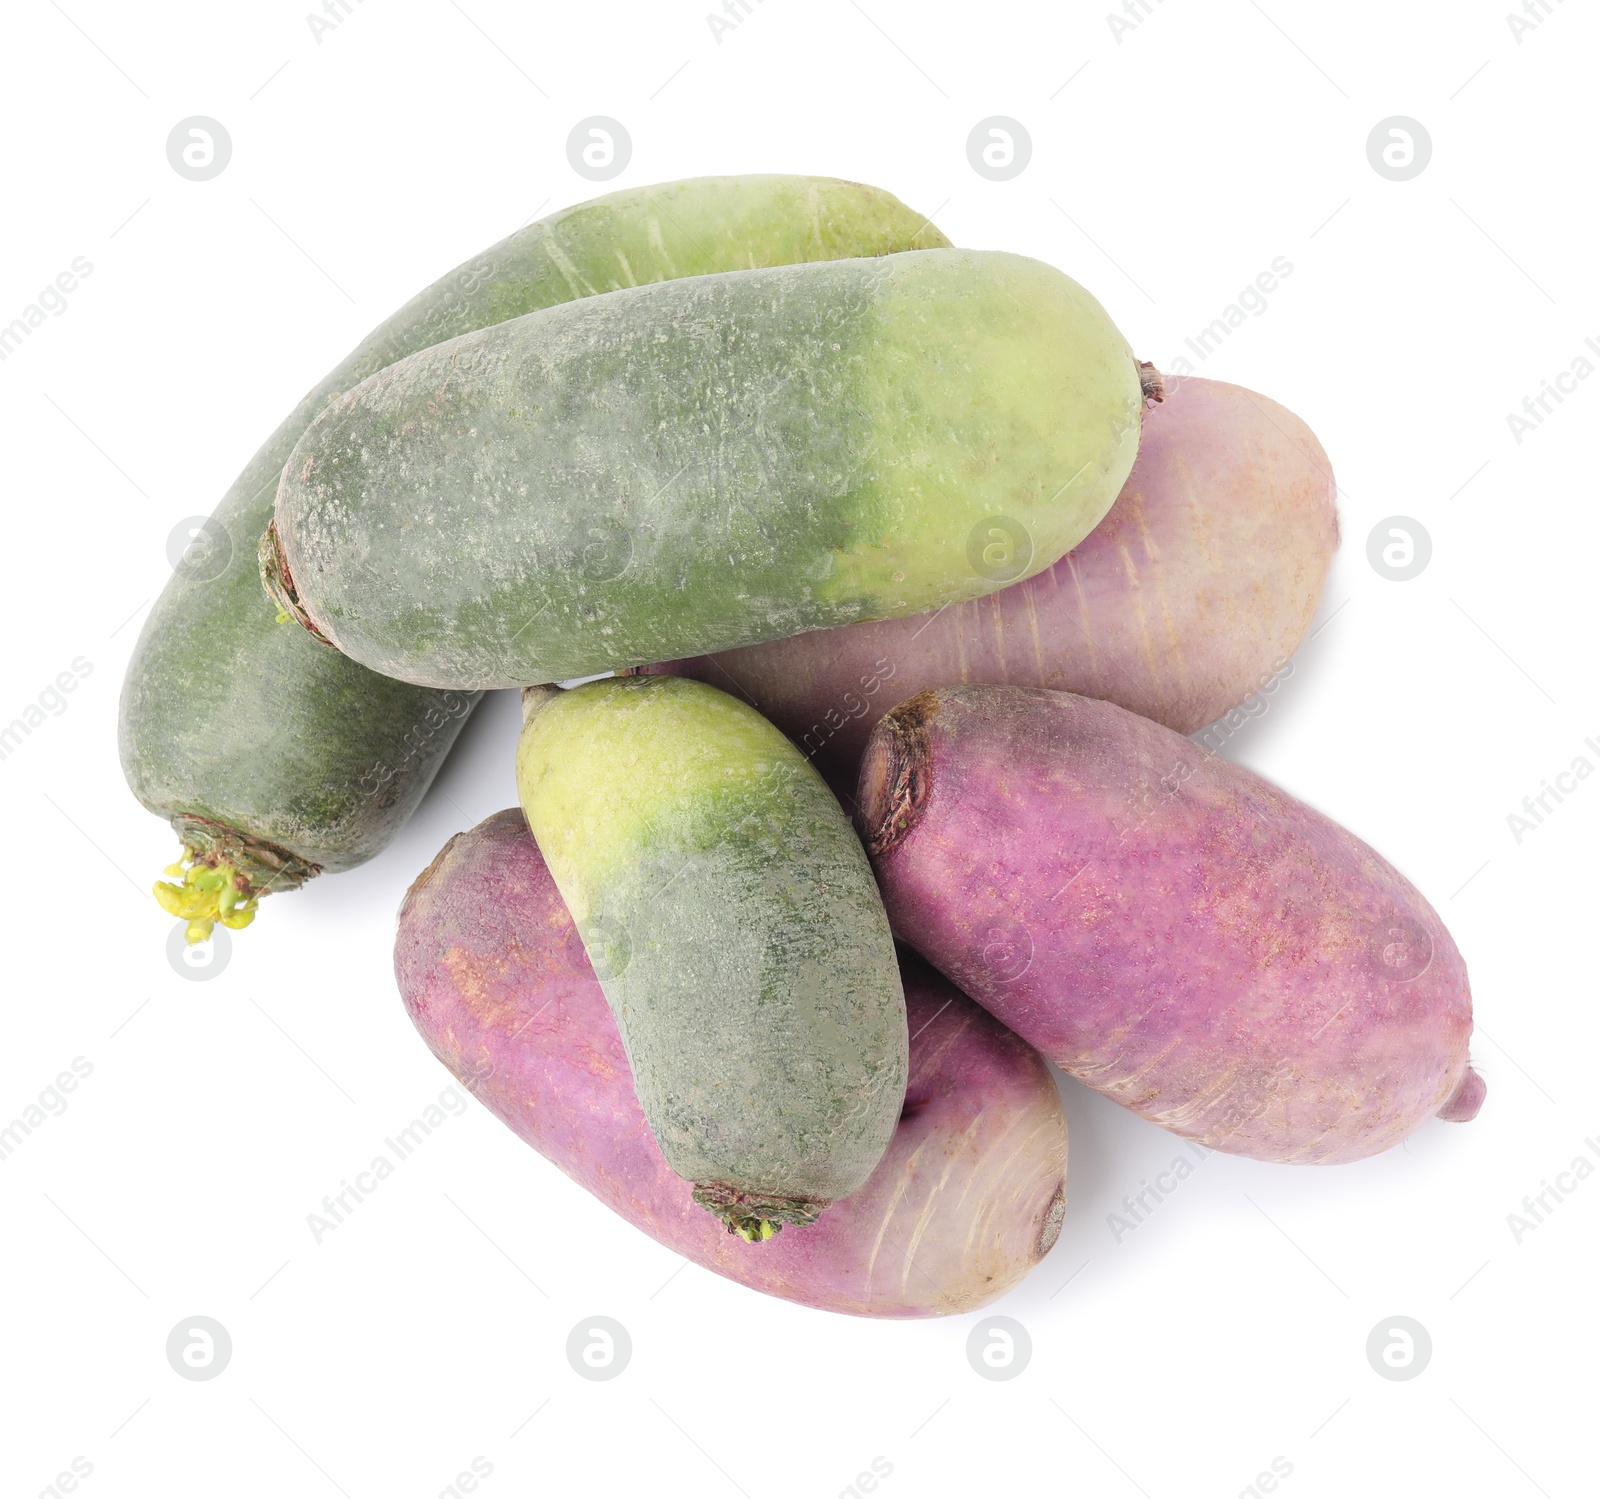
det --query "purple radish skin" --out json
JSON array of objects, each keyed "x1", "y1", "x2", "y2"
[{"x1": 860, "y1": 686, "x2": 1483, "y2": 1165}]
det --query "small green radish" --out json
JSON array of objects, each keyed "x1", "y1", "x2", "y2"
[
  {"x1": 121, "y1": 175, "x2": 947, "y2": 940},
  {"x1": 267, "y1": 249, "x2": 1149, "y2": 689},
  {"x1": 515, "y1": 675, "x2": 907, "y2": 1239}
]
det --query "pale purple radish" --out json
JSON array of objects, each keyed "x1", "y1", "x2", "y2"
[
  {"x1": 649, "y1": 377, "x2": 1337, "y2": 788},
  {"x1": 394, "y1": 809, "x2": 1068, "y2": 1317},
  {"x1": 859, "y1": 687, "x2": 1483, "y2": 1164}
]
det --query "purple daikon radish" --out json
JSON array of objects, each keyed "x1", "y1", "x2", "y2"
[{"x1": 860, "y1": 686, "x2": 1484, "y2": 1164}]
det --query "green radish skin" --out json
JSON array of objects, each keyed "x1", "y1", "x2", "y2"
[
  {"x1": 119, "y1": 175, "x2": 948, "y2": 940},
  {"x1": 266, "y1": 250, "x2": 1147, "y2": 690},
  {"x1": 515, "y1": 675, "x2": 908, "y2": 1239}
]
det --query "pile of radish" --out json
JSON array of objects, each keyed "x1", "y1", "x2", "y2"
[{"x1": 120, "y1": 174, "x2": 1481, "y2": 1316}]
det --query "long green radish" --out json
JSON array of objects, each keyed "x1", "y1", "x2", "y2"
[
  {"x1": 515, "y1": 675, "x2": 907, "y2": 1240},
  {"x1": 265, "y1": 249, "x2": 1151, "y2": 689},
  {"x1": 119, "y1": 175, "x2": 948, "y2": 940}
]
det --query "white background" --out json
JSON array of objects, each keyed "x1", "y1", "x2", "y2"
[{"x1": 1, "y1": 2, "x2": 1594, "y2": 1495}]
